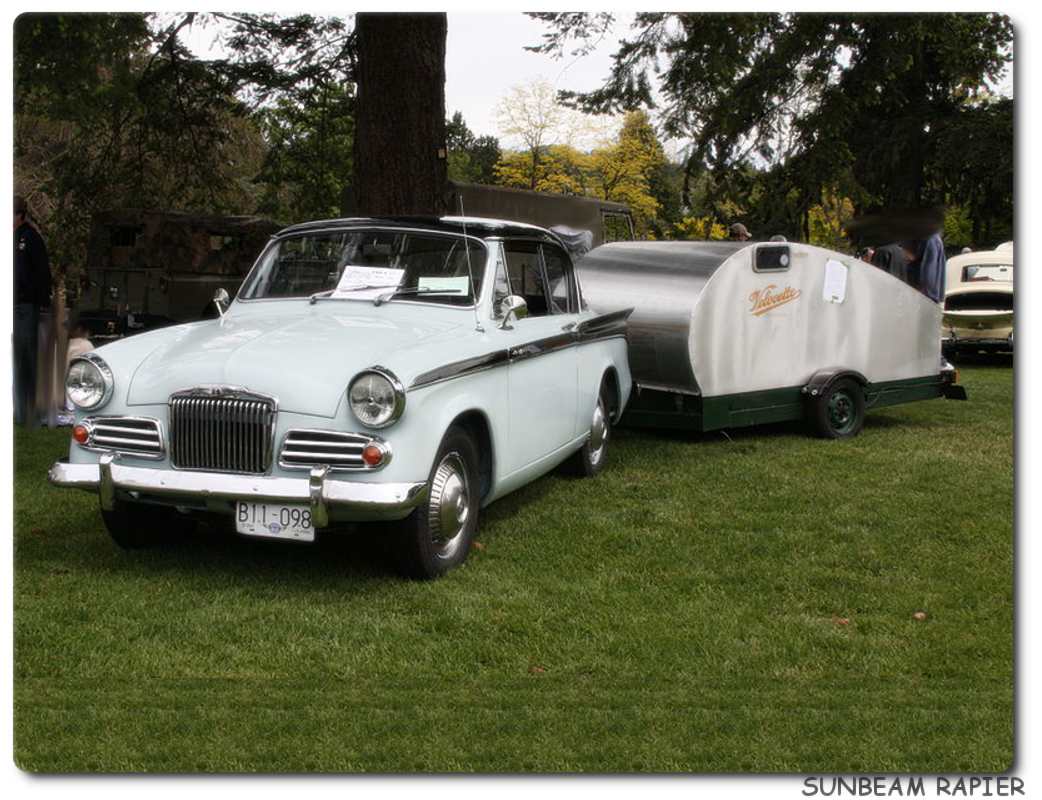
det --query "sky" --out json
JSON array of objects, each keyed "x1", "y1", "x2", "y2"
[{"x1": 444, "y1": 13, "x2": 634, "y2": 145}]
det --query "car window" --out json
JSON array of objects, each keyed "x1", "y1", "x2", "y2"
[
  {"x1": 540, "y1": 243, "x2": 575, "y2": 314},
  {"x1": 503, "y1": 241, "x2": 550, "y2": 317}
]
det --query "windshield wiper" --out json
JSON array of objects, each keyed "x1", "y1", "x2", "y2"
[
  {"x1": 373, "y1": 287, "x2": 465, "y2": 306},
  {"x1": 308, "y1": 289, "x2": 336, "y2": 305},
  {"x1": 308, "y1": 284, "x2": 400, "y2": 305}
]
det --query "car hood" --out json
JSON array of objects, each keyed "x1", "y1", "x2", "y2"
[{"x1": 126, "y1": 305, "x2": 469, "y2": 417}]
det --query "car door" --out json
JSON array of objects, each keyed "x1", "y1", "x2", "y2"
[{"x1": 495, "y1": 240, "x2": 580, "y2": 474}]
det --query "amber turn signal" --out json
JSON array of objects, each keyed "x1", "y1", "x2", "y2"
[
  {"x1": 361, "y1": 442, "x2": 385, "y2": 467},
  {"x1": 72, "y1": 424, "x2": 90, "y2": 445}
]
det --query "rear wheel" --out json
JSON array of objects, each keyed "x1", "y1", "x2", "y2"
[
  {"x1": 102, "y1": 500, "x2": 195, "y2": 549},
  {"x1": 809, "y1": 377, "x2": 866, "y2": 439},
  {"x1": 394, "y1": 426, "x2": 480, "y2": 579},
  {"x1": 564, "y1": 379, "x2": 613, "y2": 477}
]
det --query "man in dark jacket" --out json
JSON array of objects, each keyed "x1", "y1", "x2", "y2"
[
  {"x1": 14, "y1": 195, "x2": 52, "y2": 426},
  {"x1": 870, "y1": 242, "x2": 912, "y2": 284}
]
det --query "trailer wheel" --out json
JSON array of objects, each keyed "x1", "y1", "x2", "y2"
[{"x1": 810, "y1": 378, "x2": 865, "y2": 439}]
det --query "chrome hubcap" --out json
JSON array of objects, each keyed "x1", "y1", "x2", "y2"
[
  {"x1": 589, "y1": 397, "x2": 608, "y2": 466},
  {"x1": 428, "y1": 452, "x2": 470, "y2": 559}
]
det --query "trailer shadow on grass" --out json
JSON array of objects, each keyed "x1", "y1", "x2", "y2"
[{"x1": 949, "y1": 351, "x2": 1013, "y2": 368}]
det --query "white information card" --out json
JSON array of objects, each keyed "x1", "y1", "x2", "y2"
[
  {"x1": 332, "y1": 266, "x2": 404, "y2": 299},
  {"x1": 823, "y1": 259, "x2": 848, "y2": 304}
]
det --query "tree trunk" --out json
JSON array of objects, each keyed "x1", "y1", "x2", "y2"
[{"x1": 352, "y1": 13, "x2": 447, "y2": 216}]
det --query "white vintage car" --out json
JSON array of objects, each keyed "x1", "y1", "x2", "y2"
[
  {"x1": 942, "y1": 242, "x2": 1014, "y2": 355},
  {"x1": 49, "y1": 217, "x2": 632, "y2": 577}
]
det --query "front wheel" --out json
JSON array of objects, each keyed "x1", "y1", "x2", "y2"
[
  {"x1": 809, "y1": 377, "x2": 866, "y2": 439},
  {"x1": 394, "y1": 426, "x2": 481, "y2": 579}
]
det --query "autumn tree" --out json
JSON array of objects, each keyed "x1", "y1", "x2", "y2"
[
  {"x1": 495, "y1": 107, "x2": 675, "y2": 236},
  {"x1": 587, "y1": 111, "x2": 671, "y2": 236},
  {"x1": 494, "y1": 79, "x2": 600, "y2": 190}
]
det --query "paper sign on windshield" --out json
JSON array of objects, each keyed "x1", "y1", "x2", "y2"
[
  {"x1": 823, "y1": 259, "x2": 848, "y2": 304},
  {"x1": 332, "y1": 266, "x2": 404, "y2": 298}
]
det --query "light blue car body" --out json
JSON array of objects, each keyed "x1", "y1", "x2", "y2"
[{"x1": 51, "y1": 217, "x2": 633, "y2": 526}]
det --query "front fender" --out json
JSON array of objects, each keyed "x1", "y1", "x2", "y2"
[{"x1": 370, "y1": 364, "x2": 508, "y2": 487}]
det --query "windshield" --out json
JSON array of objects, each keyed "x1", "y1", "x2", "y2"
[
  {"x1": 239, "y1": 228, "x2": 487, "y2": 305},
  {"x1": 962, "y1": 264, "x2": 1013, "y2": 283}
]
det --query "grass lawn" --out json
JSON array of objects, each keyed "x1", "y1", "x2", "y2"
[{"x1": 13, "y1": 362, "x2": 1013, "y2": 773}]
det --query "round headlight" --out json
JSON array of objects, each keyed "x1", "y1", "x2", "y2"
[
  {"x1": 66, "y1": 355, "x2": 114, "y2": 410},
  {"x1": 348, "y1": 368, "x2": 405, "y2": 428}
]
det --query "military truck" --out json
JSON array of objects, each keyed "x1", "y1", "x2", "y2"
[{"x1": 77, "y1": 209, "x2": 282, "y2": 341}]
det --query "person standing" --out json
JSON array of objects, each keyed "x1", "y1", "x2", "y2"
[
  {"x1": 14, "y1": 195, "x2": 52, "y2": 426},
  {"x1": 728, "y1": 223, "x2": 752, "y2": 241},
  {"x1": 917, "y1": 232, "x2": 947, "y2": 303}
]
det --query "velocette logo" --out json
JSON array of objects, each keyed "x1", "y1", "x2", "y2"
[{"x1": 749, "y1": 284, "x2": 801, "y2": 316}]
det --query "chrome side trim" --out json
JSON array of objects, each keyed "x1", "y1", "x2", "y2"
[
  {"x1": 410, "y1": 349, "x2": 510, "y2": 390},
  {"x1": 410, "y1": 311, "x2": 633, "y2": 391},
  {"x1": 577, "y1": 308, "x2": 634, "y2": 343},
  {"x1": 507, "y1": 332, "x2": 576, "y2": 362}
]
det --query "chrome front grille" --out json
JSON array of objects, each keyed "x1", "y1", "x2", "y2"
[
  {"x1": 86, "y1": 417, "x2": 163, "y2": 458},
  {"x1": 280, "y1": 429, "x2": 373, "y2": 470},
  {"x1": 169, "y1": 391, "x2": 276, "y2": 474}
]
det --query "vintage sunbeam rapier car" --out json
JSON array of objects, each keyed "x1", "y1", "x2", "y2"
[{"x1": 50, "y1": 217, "x2": 633, "y2": 577}]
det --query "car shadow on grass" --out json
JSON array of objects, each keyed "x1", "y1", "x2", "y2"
[{"x1": 97, "y1": 516, "x2": 410, "y2": 587}]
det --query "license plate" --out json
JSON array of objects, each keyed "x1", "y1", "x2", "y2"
[{"x1": 235, "y1": 501, "x2": 315, "y2": 542}]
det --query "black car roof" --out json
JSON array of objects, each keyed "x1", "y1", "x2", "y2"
[{"x1": 276, "y1": 215, "x2": 563, "y2": 244}]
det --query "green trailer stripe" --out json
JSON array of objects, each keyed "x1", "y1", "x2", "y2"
[{"x1": 623, "y1": 375, "x2": 946, "y2": 433}]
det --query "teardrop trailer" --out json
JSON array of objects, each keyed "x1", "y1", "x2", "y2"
[{"x1": 578, "y1": 240, "x2": 966, "y2": 437}]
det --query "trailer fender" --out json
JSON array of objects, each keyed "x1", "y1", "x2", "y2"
[{"x1": 801, "y1": 368, "x2": 868, "y2": 400}]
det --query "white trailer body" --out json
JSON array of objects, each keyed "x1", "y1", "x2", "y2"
[{"x1": 578, "y1": 241, "x2": 964, "y2": 435}]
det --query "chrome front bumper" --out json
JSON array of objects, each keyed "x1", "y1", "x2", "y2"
[{"x1": 48, "y1": 454, "x2": 428, "y2": 526}]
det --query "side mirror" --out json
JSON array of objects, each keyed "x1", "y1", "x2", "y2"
[
  {"x1": 497, "y1": 295, "x2": 528, "y2": 329},
  {"x1": 213, "y1": 287, "x2": 230, "y2": 318}
]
